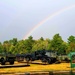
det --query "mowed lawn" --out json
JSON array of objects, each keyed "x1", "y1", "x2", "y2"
[{"x1": 0, "y1": 61, "x2": 72, "y2": 73}]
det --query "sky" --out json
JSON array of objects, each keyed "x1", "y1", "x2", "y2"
[{"x1": 0, "y1": 0, "x2": 75, "y2": 42}]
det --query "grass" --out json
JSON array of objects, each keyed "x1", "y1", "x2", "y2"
[{"x1": 0, "y1": 61, "x2": 72, "y2": 73}]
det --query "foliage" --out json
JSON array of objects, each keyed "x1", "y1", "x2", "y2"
[
  {"x1": 0, "y1": 34, "x2": 75, "y2": 55},
  {"x1": 67, "y1": 35, "x2": 75, "y2": 53}
]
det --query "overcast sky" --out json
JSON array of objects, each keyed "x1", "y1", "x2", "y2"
[{"x1": 0, "y1": 0, "x2": 75, "y2": 42}]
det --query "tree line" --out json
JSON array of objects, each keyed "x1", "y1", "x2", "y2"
[{"x1": 0, "y1": 33, "x2": 75, "y2": 55}]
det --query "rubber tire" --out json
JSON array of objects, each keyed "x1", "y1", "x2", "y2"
[
  {"x1": 9, "y1": 60, "x2": 14, "y2": 65},
  {"x1": 1, "y1": 59, "x2": 5, "y2": 65},
  {"x1": 47, "y1": 58, "x2": 52, "y2": 64}
]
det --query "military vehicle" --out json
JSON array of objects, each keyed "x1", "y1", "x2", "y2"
[
  {"x1": 16, "y1": 50, "x2": 57, "y2": 64},
  {"x1": 58, "y1": 54, "x2": 70, "y2": 62},
  {"x1": 0, "y1": 53, "x2": 16, "y2": 65},
  {"x1": 16, "y1": 54, "x2": 25, "y2": 62}
]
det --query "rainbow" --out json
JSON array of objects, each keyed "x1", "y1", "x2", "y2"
[{"x1": 23, "y1": 4, "x2": 75, "y2": 40}]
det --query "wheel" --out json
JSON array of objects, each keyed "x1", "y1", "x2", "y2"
[
  {"x1": 26, "y1": 57, "x2": 30, "y2": 62},
  {"x1": 9, "y1": 60, "x2": 14, "y2": 65},
  {"x1": 41, "y1": 58, "x2": 46, "y2": 62},
  {"x1": 1, "y1": 57, "x2": 4, "y2": 61},
  {"x1": 1, "y1": 58, "x2": 6, "y2": 65},
  {"x1": 47, "y1": 58, "x2": 52, "y2": 64},
  {"x1": 41, "y1": 57, "x2": 47, "y2": 65},
  {"x1": 25, "y1": 57, "x2": 30, "y2": 65}
]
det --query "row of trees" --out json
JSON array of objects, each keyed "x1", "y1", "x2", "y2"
[{"x1": 0, "y1": 33, "x2": 75, "y2": 55}]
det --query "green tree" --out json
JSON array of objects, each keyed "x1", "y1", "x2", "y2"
[
  {"x1": 32, "y1": 38, "x2": 51, "y2": 51},
  {"x1": 3, "y1": 40, "x2": 11, "y2": 53},
  {"x1": 9, "y1": 38, "x2": 18, "y2": 46},
  {"x1": 68, "y1": 35, "x2": 75, "y2": 43},
  {"x1": 50, "y1": 34, "x2": 64, "y2": 54},
  {"x1": 24, "y1": 36, "x2": 34, "y2": 53},
  {"x1": 0, "y1": 42, "x2": 3, "y2": 53},
  {"x1": 67, "y1": 35, "x2": 75, "y2": 52},
  {"x1": 14, "y1": 40, "x2": 27, "y2": 54}
]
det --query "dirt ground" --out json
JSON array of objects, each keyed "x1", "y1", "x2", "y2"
[{"x1": 0, "y1": 60, "x2": 73, "y2": 74}]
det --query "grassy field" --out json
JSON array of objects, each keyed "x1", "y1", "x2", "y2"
[{"x1": 0, "y1": 61, "x2": 72, "y2": 73}]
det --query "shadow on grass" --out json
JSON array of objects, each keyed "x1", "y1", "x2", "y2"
[{"x1": 0, "y1": 64, "x2": 30, "y2": 68}]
